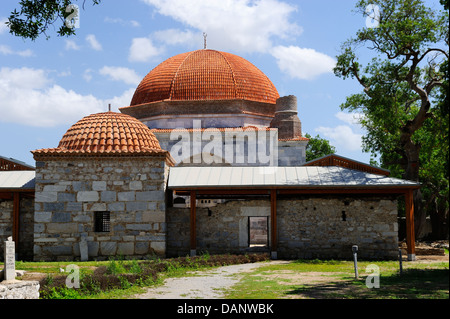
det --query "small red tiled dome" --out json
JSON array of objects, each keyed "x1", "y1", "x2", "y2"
[
  {"x1": 130, "y1": 49, "x2": 279, "y2": 106},
  {"x1": 33, "y1": 112, "x2": 165, "y2": 155}
]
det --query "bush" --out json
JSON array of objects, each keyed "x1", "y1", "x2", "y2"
[{"x1": 39, "y1": 253, "x2": 269, "y2": 299}]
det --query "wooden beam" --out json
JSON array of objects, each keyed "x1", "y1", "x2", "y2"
[
  {"x1": 13, "y1": 192, "x2": 20, "y2": 250},
  {"x1": 172, "y1": 186, "x2": 419, "y2": 197},
  {"x1": 0, "y1": 192, "x2": 13, "y2": 200},
  {"x1": 174, "y1": 189, "x2": 270, "y2": 196},
  {"x1": 405, "y1": 189, "x2": 416, "y2": 261},
  {"x1": 270, "y1": 189, "x2": 277, "y2": 259},
  {"x1": 190, "y1": 190, "x2": 197, "y2": 256}
]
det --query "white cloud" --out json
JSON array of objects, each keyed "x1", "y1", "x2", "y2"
[
  {"x1": 271, "y1": 45, "x2": 336, "y2": 80},
  {"x1": 315, "y1": 125, "x2": 363, "y2": 152},
  {"x1": 0, "y1": 67, "x2": 132, "y2": 127},
  {"x1": 335, "y1": 112, "x2": 364, "y2": 125},
  {"x1": 314, "y1": 112, "x2": 365, "y2": 152},
  {"x1": 99, "y1": 66, "x2": 141, "y2": 85},
  {"x1": 83, "y1": 69, "x2": 93, "y2": 82},
  {"x1": 153, "y1": 28, "x2": 198, "y2": 47},
  {"x1": 86, "y1": 34, "x2": 102, "y2": 51},
  {"x1": 0, "y1": 17, "x2": 9, "y2": 34},
  {"x1": 65, "y1": 39, "x2": 80, "y2": 51},
  {"x1": 104, "y1": 17, "x2": 140, "y2": 27},
  {"x1": 141, "y1": 0, "x2": 301, "y2": 53},
  {"x1": 105, "y1": 88, "x2": 136, "y2": 110},
  {"x1": 128, "y1": 37, "x2": 163, "y2": 62},
  {"x1": 0, "y1": 44, "x2": 33, "y2": 57}
]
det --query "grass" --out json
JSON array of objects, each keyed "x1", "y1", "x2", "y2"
[
  {"x1": 6, "y1": 253, "x2": 269, "y2": 299},
  {"x1": 224, "y1": 258, "x2": 449, "y2": 299},
  {"x1": 3, "y1": 253, "x2": 448, "y2": 299}
]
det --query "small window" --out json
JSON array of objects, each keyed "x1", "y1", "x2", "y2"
[{"x1": 94, "y1": 211, "x2": 110, "y2": 232}]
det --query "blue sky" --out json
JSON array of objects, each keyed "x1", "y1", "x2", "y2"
[{"x1": 0, "y1": 0, "x2": 443, "y2": 167}]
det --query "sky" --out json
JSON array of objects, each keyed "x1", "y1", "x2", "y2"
[{"x1": 0, "y1": 0, "x2": 443, "y2": 167}]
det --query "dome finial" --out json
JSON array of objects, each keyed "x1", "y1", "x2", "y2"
[{"x1": 203, "y1": 32, "x2": 207, "y2": 49}]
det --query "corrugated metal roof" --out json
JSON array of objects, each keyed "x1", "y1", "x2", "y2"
[
  {"x1": 167, "y1": 166, "x2": 419, "y2": 189},
  {"x1": 0, "y1": 171, "x2": 35, "y2": 189}
]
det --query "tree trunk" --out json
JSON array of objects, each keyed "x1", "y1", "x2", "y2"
[
  {"x1": 430, "y1": 197, "x2": 449, "y2": 239},
  {"x1": 402, "y1": 135, "x2": 427, "y2": 238}
]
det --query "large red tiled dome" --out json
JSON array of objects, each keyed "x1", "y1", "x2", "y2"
[
  {"x1": 129, "y1": 49, "x2": 279, "y2": 106},
  {"x1": 33, "y1": 112, "x2": 166, "y2": 155}
]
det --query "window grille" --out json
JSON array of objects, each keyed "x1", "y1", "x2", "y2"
[{"x1": 94, "y1": 211, "x2": 110, "y2": 232}]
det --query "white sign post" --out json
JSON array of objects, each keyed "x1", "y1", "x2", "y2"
[{"x1": 3, "y1": 237, "x2": 16, "y2": 282}]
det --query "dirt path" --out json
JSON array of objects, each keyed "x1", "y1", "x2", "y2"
[
  {"x1": 133, "y1": 261, "x2": 289, "y2": 299},
  {"x1": 133, "y1": 254, "x2": 448, "y2": 299}
]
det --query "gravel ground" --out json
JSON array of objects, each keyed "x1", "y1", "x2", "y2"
[{"x1": 134, "y1": 261, "x2": 286, "y2": 299}]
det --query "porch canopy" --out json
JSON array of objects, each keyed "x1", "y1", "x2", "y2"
[{"x1": 167, "y1": 166, "x2": 420, "y2": 260}]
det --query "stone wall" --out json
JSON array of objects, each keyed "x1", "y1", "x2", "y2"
[
  {"x1": 0, "y1": 197, "x2": 34, "y2": 261},
  {"x1": 167, "y1": 200, "x2": 271, "y2": 256},
  {"x1": 167, "y1": 196, "x2": 398, "y2": 260},
  {"x1": 0, "y1": 281, "x2": 40, "y2": 299},
  {"x1": 277, "y1": 197, "x2": 399, "y2": 260},
  {"x1": 0, "y1": 200, "x2": 13, "y2": 260},
  {"x1": 33, "y1": 156, "x2": 169, "y2": 261}
]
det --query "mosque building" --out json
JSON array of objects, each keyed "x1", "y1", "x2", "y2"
[{"x1": 0, "y1": 48, "x2": 419, "y2": 262}]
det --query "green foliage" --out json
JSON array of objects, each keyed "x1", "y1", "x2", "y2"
[
  {"x1": 7, "y1": 0, "x2": 101, "y2": 40},
  {"x1": 334, "y1": 0, "x2": 449, "y2": 236},
  {"x1": 38, "y1": 253, "x2": 269, "y2": 299},
  {"x1": 304, "y1": 133, "x2": 336, "y2": 162}
]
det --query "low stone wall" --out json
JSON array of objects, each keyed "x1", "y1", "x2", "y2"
[
  {"x1": 167, "y1": 196, "x2": 399, "y2": 260},
  {"x1": 33, "y1": 156, "x2": 169, "y2": 261},
  {"x1": 0, "y1": 281, "x2": 40, "y2": 299}
]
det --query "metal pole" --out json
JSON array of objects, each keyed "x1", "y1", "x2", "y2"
[
  {"x1": 399, "y1": 248, "x2": 403, "y2": 275},
  {"x1": 352, "y1": 245, "x2": 358, "y2": 279}
]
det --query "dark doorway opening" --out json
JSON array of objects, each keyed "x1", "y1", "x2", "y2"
[{"x1": 248, "y1": 216, "x2": 268, "y2": 247}]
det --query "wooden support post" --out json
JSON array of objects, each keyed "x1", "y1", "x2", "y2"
[
  {"x1": 13, "y1": 192, "x2": 20, "y2": 250},
  {"x1": 270, "y1": 189, "x2": 277, "y2": 259},
  {"x1": 190, "y1": 191, "x2": 197, "y2": 257},
  {"x1": 405, "y1": 189, "x2": 416, "y2": 261}
]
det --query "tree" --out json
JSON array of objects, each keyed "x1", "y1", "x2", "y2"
[
  {"x1": 304, "y1": 133, "x2": 336, "y2": 162},
  {"x1": 334, "y1": 0, "x2": 449, "y2": 237},
  {"x1": 7, "y1": 0, "x2": 101, "y2": 40}
]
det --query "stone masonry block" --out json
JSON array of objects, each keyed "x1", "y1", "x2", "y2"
[
  {"x1": 100, "y1": 242, "x2": 117, "y2": 255},
  {"x1": 125, "y1": 202, "x2": 148, "y2": 211},
  {"x1": 92, "y1": 181, "x2": 107, "y2": 191},
  {"x1": 57, "y1": 193, "x2": 76, "y2": 202},
  {"x1": 107, "y1": 202, "x2": 125, "y2": 211},
  {"x1": 35, "y1": 192, "x2": 57, "y2": 203},
  {"x1": 129, "y1": 181, "x2": 143, "y2": 190},
  {"x1": 118, "y1": 191, "x2": 135, "y2": 201},
  {"x1": 118, "y1": 242, "x2": 134, "y2": 255},
  {"x1": 47, "y1": 223, "x2": 77, "y2": 234},
  {"x1": 34, "y1": 212, "x2": 52, "y2": 223},
  {"x1": 51, "y1": 212, "x2": 72, "y2": 222},
  {"x1": 101, "y1": 191, "x2": 116, "y2": 202},
  {"x1": 77, "y1": 191, "x2": 99, "y2": 202}
]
